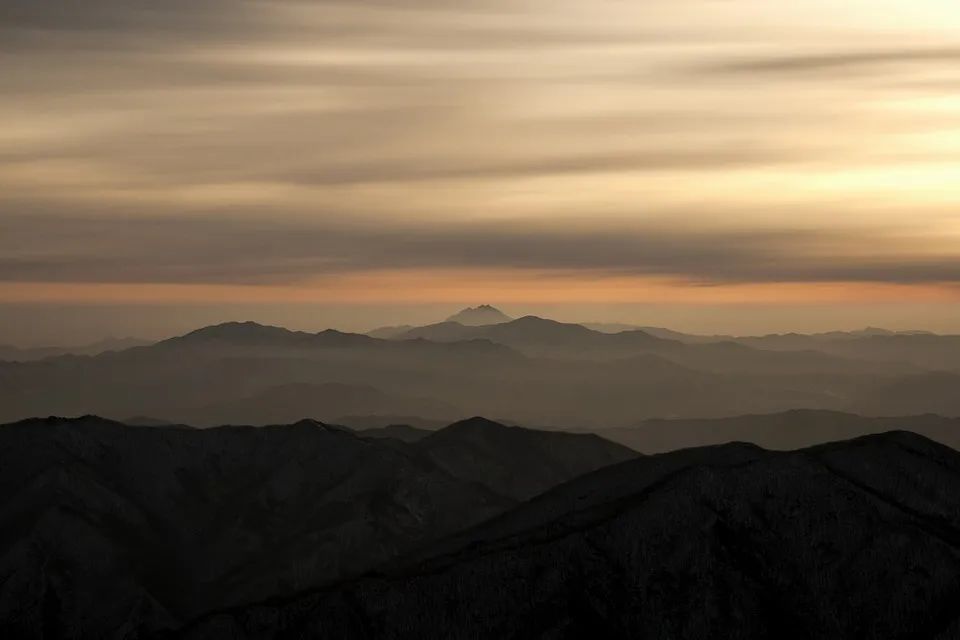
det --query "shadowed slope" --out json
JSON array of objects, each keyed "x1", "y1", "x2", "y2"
[
  {"x1": 0, "y1": 415, "x2": 635, "y2": 639},
  {"x1": 183, "y1": 431, "x2": 960, "y2": 640},
  {"x1": 603, "y1": 409, "x2": 960, "y2": 453},
  {"x1": 414, "y1": 417, "x2": 639, "y2": 500},
  {"x1": 0, "y1": 416, "x2": 511, "y2": 639}
]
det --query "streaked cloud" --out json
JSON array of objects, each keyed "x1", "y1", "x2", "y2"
[
  {"x1": 4, "y1": 214, "x2": 960, "y2": 288},
  {"x1": 3, "y1": 0, "x2": 960, "y2": 329},
  {"x1": 703, "y1": 47, "x2": 960, "y2": 76}
]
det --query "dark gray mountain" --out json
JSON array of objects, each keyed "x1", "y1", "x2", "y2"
[
  {"x1": 0, "y1": 415, "x2": 631, "y2": 639},
  {"x1": 182, "y1": 431, "x2": 960, "y2": 640},
  {"x1": 357, "y1": 424, "x2": 433, "y2": 443},
  {"x1": 339, "y1": 415, "x2": 449, "y2": 431},
  {"x1": 415, "y1": 417, "x2": 638, "y2": 500},
  {"x1": 0, "y1": 416, "x2": 508, "y2": 639},
  {"x1": 601, "y1": 409, "x2": 960, "y2": 453}
]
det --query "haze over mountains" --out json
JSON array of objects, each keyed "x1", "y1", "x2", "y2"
[
  {"x1": 8, "y1": 0, "x2": 960, "y2": 633},
  {"x1": 4, "y1": 305, "x2": 960, "y2": 638},
  {"x1": 0, "y1": 337, "x2": 151, "y2": 362},
  {"x1": 2, "y1": 306, "x2": 959, "y2": 429},
  {"x1": 184, "y1": 429, "x2": 960, "y2": 640}
]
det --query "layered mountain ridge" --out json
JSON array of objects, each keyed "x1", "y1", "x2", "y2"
[
  {"x1": 3, "y1": 312, "x2": 960, "y2": 428},
  {"x1": 182, "y1": 429, "x2": 960, "y2": 640},
  {"x1": 0, "y1": 414, "x2": 634, "y2": 639}
]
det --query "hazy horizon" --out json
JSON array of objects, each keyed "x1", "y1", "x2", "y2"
[{"x1": 2, "y1": 301, "x2": 957, "y2": 348}]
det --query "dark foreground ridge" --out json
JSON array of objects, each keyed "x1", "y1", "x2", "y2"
[
  {"x1": 0, "y1": 415, "x2": 632, "y2": 639},
  {"x1": 181, "y1": 430, "x2": 960, "y2": 640}
]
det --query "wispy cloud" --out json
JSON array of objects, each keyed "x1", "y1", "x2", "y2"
[
  {"x1": 4, "y1": 214, "x2": 959, "y2": 287},
  {"x1": 3, "y1": 0, "x2": 960, "y2": 310},
  {"x1": 704, "y1": 47, "x2": 960, "y2": 76}
]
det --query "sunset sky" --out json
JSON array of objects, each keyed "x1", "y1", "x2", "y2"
[{"x1": 3, "y1": 0, "x2": 960, "y2": 344}]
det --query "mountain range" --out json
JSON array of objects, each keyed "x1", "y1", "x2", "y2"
[
  {"x1": 5, "y1": 305, "x2": 960, "y2": 638},
  {"x1": 445, "y1": 304, "x2": 514, "y2": 326},
  {"x1": 2, "y1": 308, "x2": 960, "y2": 429},
  {"x1": 181, "y1": 429, "x2": 960, "y2": 640},
  {"x1": 6, "y1": 413, "x2": 960, "y2": 638},
  {"x1": 0, "y1": 337, "x2": 151, "y2": 362},
  {"x1": 0, "y1": 415, "x2": 634, "y2": 639},
  {"x1": 600, "y1": 408, "x2": 960, "y2": 453}
]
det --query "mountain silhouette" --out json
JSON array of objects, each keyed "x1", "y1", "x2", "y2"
[
  {"x1": 367, "y1": 324, "x2": 415, "y2": 339},
  {"x1": 182, "y1": 431, "x2": 960, "y2": 640},
  {"x1": 602, "y1": 408, "x2": 960, "y2": 453},
  {"x1": 0, "y1": 415, "x2": 631, "y2": 638},
  {"x1": 164, "y1": 322, "x2": 378, "y2": 350},
  {"x1": 397, "y1": 316, "x2": 678, "y2": 359},
  {"x1": 445, "y1": 305, "x2": 513, "y2": 326},
  {"x1": 0, "y1": 337, "x2": 151, "y2": 362},
  {"x1": 392, "y1": 316, "x2": 896, "y2": 374},
  {"x1": 415, "y1": 417, "x2": 637, "y2": 500},
  {"x1": 589, "y1": 325, "x2": 960, "y2": 371},
  {"x1": 2, "y1": 316, "x2": 959, "y2": 429}
]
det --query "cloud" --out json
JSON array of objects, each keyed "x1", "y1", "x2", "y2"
[
  {"x1": 3, "y1": 0, "x2": 960, "y2": 305},
  {"x1": 267, "y1": 148, "x2": 796, "y2": 187},
  {"x1": 704, "y1": 48, "x2": 960, "y2": 76},
  {"x1": 3, "y1": 214, "x2": 959, "y2": 287}
]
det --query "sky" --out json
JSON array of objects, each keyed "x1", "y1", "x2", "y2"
[{"x1": 2, "y1": 0, "x2": 960, "y2": 344}]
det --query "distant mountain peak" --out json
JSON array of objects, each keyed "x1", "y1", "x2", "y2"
[
  {"x1": 289, "y1": 418, "x2": 352, "y2": 434},
  {"x1": 445, "y1": 305, "x2": 513, "y2": 326},
  {"x1": 511, "y1": 315, "x2": 566, "y2": 326},
  {"x1": 175, "y1": 321, "x2": 291, "y2": 342},
  {"x1": 446, "y1": 416, "x2": 510, "y2": 431}
]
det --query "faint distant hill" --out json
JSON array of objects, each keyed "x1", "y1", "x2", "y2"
[
  {"x1": 581, "y1": 324, "x2": 958, "y2": 370},
  {"x1": 445, "y1": 304, "x2": 513, "y2": 326},
  {"x1": 0, "y1": 336, "x2": 151, "y2": 362},
  {"x1": 601, "y1": 409, "x2": 960, "y2": 453},
  {"x1": 366, "y1": 305, "x2": 511, "y2": 338},
  {"x1": 583, "y1": 323, "x2": 933, "y2": 343},
  {"x1": 396, "y1": 315, "x2": 677, "y2": 359},
  {"x1": 184, "y1": 430, "x2": 960, "y2": 640},
  {"x1": 357, "y1": 424, "x2": 433, "y2": 443},
  {"x1": 367, "y1": 324, "x2": 415, "y2": 339},
  {"x1": 391, "y1": 316, "x2": 899, "y2": 375},
  {"x1": 165, "y1": 382, "x2": 459, "y2": 428},
  {"x1": 851, "y1": 372, "x2": 960, "y2": 417},
  {"x1": 581, "y1": 322, "x2": 692, "y2": 339}
]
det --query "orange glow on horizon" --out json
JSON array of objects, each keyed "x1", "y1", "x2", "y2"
[{"x1": 3, "y1": 271, "x2": 958, "y2": 306}]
